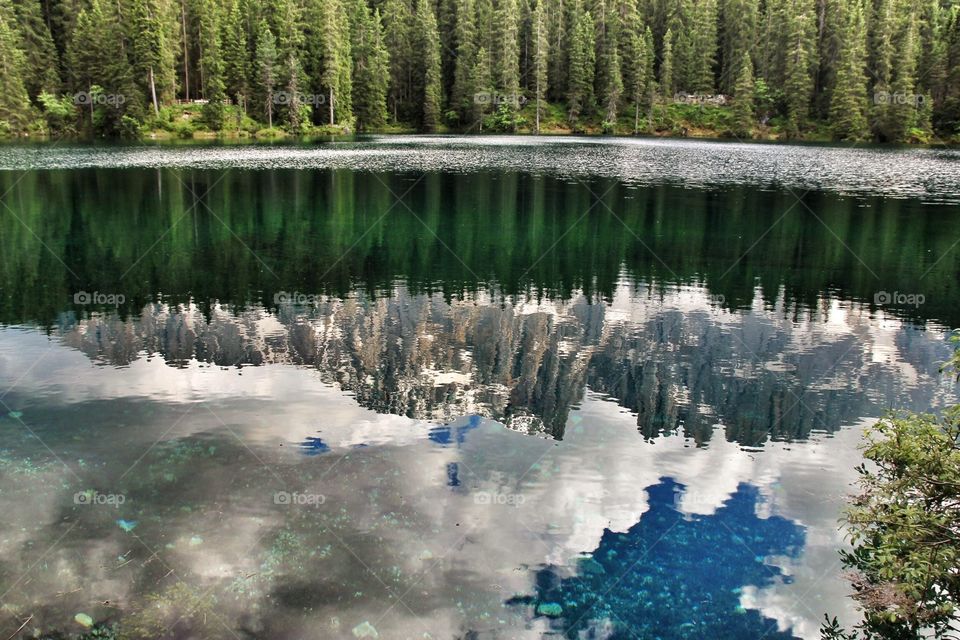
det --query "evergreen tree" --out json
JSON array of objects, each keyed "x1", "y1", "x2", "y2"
[
  {"x1": 731, "y1": 51, "x2": 754, "y2": 137},
  {"x1": 11, "y1": 0, "x2": 61, "y2": 98},
  {"x1": 0, "y1": 1, "x2": 32, "y2": 130},
  {"x1": 531, "y1": 0, "x2": 548, "y2": 132},
  {"x1": 351, "y1": 1, "x2": 389, "y2": 130},
  {"x1": 829, "y1": 0, "x2": 868, "y2": 140},
  {"x1": 567, "y1": 4, "x2": 595, "y2": 121},
  {"x1": 130, "y1": 0, "x2": 169, "y2": 116},
  {"x1": 382, "y1": 0, "x2": 412, "y2": 122},
  {"x1": 414, "y1": 0, "x2": 442, "y2": 130},
  {"x1": 471, "y1": 45, "x2": 493, "y2": 127},
  {"x1": 659, "y1": 26, "x2": 674, "y2": 96},
  {"x1": 221, "y1": 0, "x2": 250, "y2": 109},
  {"x1": 493, "y1": 0, "x2": 520, "y2": 105},
  {"x1": 254, "y1": 19, "x2": 277, "y2": 126},
  {"x1": 450, "y1": 0, "x2": 478, "y2": 123}
]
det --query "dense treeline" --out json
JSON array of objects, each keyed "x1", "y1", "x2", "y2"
[{"x1": 0, "y1": 0, "x2": 958, "y2": 141}]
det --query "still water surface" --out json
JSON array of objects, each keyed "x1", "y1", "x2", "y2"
[{"x1": 0, "y1": 137, "x2": 958, "y2": 639}]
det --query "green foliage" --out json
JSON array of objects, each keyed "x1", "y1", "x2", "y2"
[
  {"x1": 823, "y1": 368, "x2": 960, "y2": 640},
  {"x1": 0, "y1": 0, "x2": 956, "y2": 139}
]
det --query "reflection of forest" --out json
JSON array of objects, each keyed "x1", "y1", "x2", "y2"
[
  {"x1": 2, "y1": 168, "x2": 959, "y2": 328},
  {"x1": 57, "y1": 286, "x2": 951, "y2": 446}
]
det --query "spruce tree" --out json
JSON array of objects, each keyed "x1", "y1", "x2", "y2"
[
  {"x1": 659, "y1": 27, "x2": 674, "y2": 97},
  {"x1": 493, "y1": 0, "x2": 521, "y2": 106},
  {"x1": 254, "y1": 19, "x2": 277, "y2": 127},
  {"x1": 531, "y1": 0, "x2": 549, "y2": 131},
  {"x1": 0, "y1": 2, "x2": 32, "y2": 131},
  {"x1": 731, "y1": 51, "x2": 754, "y2": 137},
  {"x1": 414, "y1": 0, "x2": 442, "y2": 130},
  {"x1": 351, "y1": 1, "x2": 389, "y2": 130},
  {"x1": 451, "y1": 0, "x2": 478, "y2": 122},
  {"x1": 11, "y1": 0, "x2": 60, "y2": 98},
  {"x1": 221, "y1": 0, "x2": 250, "y2": 109},
  {"x1": 566, "y1": 4, "x2": 595, "y2": 122},
  {"x1": 382, "y1": 0, "x2": 413, "y2": 122},
  {"x1": 829, "y1": 0, "x2": 868, "y2": 140}
]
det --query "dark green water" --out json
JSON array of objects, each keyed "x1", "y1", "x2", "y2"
[{"x1": 0, "y1": 138, "x2": 957, "y2": 639}]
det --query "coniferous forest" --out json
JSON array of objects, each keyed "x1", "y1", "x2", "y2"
[{"x1": 0, "y1": 0, "x2": 958, "y2": 142}]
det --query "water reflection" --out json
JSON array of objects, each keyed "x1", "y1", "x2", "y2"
[
  {"x1": 518, "y1": 479, "x2": 804, "y2": 639},
  {"x1": 1, "y1": 141, "x2": 959, "y2": 639},
  {"x1": 49, "y1": 285, "x2": 956, "y2": 446}
]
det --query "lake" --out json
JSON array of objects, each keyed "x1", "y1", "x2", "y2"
[{"x1": 0, "y1": 136, "x2": 958, "y2": 639}]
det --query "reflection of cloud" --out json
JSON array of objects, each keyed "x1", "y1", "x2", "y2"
[{"x1": 27, "y1": 281, "x2": 958, "y2": 447}]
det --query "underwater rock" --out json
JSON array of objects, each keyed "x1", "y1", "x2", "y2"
[
  {"x1": 352, "y1": 621, "x2": 379, "y2": 638},
  {"x1": 74, "y1": 613, "x2": 94, "y2": 628},
  {"x1": 116, "y1": 519, "x2": 137, "y2": 532},
  {"x1": 536, "y1": 602, "x2": 563, "y2": 617}
]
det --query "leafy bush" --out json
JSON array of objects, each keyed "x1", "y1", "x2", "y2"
[{"x1": 823, "y1": 339, "x2": 960, "y2": 640}]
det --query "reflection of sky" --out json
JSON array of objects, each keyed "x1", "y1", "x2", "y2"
[
  {"x1": 521, "y1": 478, "x2": 804, "y2": 639},
  {"x1": 0, "y1": 326, "x2": 869, "y2": 639}
]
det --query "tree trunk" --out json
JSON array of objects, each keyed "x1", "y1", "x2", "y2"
[
  {"x1": 149, "y1": 67, "x2": 160, "y2": 117},
  {"x1": 181, "y1": 0, "x2": 190, "y2": 100},
  {"x1": 329, "y1": 87, "x2": 334, "y2": 125}
]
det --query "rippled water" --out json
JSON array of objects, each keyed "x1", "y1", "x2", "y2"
[
  {"x1": 0, "y1": 138, "x2": 958, "y2": 639},
  {"x1": 1, "y1": 136, "x2": 960, "y2": 201}
]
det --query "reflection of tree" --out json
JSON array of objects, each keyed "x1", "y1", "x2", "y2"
[
  {"x1": 517, "y1": 478, "x2": 804, "y2": 639},
  {"x1": 54, "y1": 286, "x2": 946, "y2": 446},
  {"x1": 1, "y1": 167, "x2": 959, "y2": 328}
]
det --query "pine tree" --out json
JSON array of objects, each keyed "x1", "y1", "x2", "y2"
[
  {"x1": 567, "y1": 4, "x2": 595, "y2": 122},
  {"x1": 0, "y1": 1, "x2": 32, "y2": 130},
  {"x1": 254, "y1": 19, "x2": 277, "y2": 127},
  {"x1": 130, "y1": 0, "x2": 169, "y2": 117},
  {"x1": 782, "y1": 0, "x2": 816, "y2": 137},
  {"x1": 382, "y1": 0, "x2": 412, "y2": 122},
  {"x1": 11, "y1": 0, "x2": 61, "y2": 98},
  {"x1": 828, "y1": 0, "x2": 868, "y2": 140},
  {"x1": 198, "y1": 0, "x2": 226, "y2": 127},
  {"x1": 659, "y1": 27, "x2": 674, "y2": 96},
  {"x1": 351, "y1": 1, "x2": 389, "y2": 130},
  {"x1": 414, "y1": 0, "x2": 442, "y2": 130},
  {"x1": 531, "y1": 0, "x2": 548, "y2": 132},
  {"x1": 451, "y1": 0, "x2": 478, "y2": 122},
  {"x1": 689, "y1": 0, "x2": 717, "y2": 93},
  {"x1": 719, "y1": 0, "x2": 757, "y2": 93},
  {"x1": 221, "y1": 0, "x2": 250, "y2": 109},
  {"x1": 731, "y1": 51, "x2": 754, "y2": 137},
  {"x1": 471, "y1": 45, "x2": 492, "y2": 127},
  {"x1": 493, "y1": 0, "x2": 521, "y2": 105}
]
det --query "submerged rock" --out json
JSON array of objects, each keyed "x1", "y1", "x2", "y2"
[
  {"x1": 74, "y1": 613, "x2": 94, "y2": 628},
  {"x1": 352, "y1": 621, "x2": 379, "y2": 638},
  {"x1": 536, "y1": 602, "x2": 563, "y2": 617}
]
